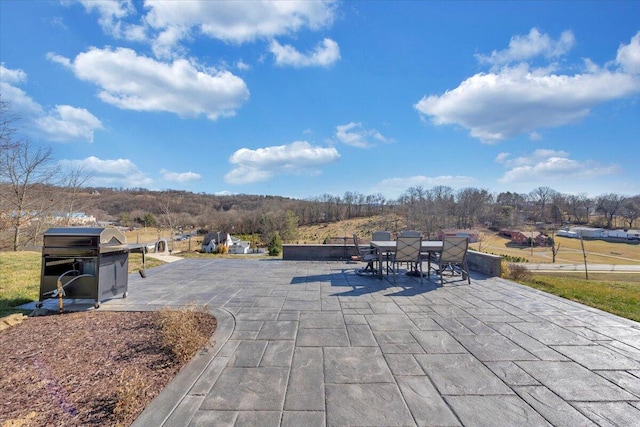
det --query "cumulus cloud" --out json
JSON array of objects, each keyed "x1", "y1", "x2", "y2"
[
  {"x1": 36, "y1": 105, "x2": 104, "y2": 142},
  {"x1": 375, "y1": 175, "x2": 476, "y2": 199},
  {"x1": 71, "y1": 1, "x2": 337, "y2": 58},
  {"x1": 59, "y1": 156, "x2": 153, "y2": 187},
  {"x1": 70, "y1": 0, "x2": 147, "y2": 42},
  {"x1": 270, "y1": 38, "x2": 340, "y2": 67},
  {"x1": 0, "y1": 64, "x2": 103, "y2": 142},
  {"x1": 496, "y1": 149, "x2": 619, "y2": 185},
  {"x1": 144, "y1": 0, "x2": 336, "y2": 53},
  {"x1": 160, "y1": 169, "x2": 202, "y2": 183},
  {"x1": 335, "y1": 122, "x2": 391, "y2": 148},
  {"x1": 48, "y1": 47, "x2": 249, "y2": 120},
  {"x1": 415, "y1": 30, "x2": 640, "y2": 143},
  {"x1": 225, "y1": 141, "x2": 340, "y2": 184},
  {"x1": 616, "y1": 31, "x2": 640, "y2": 74},
  {"x1": 475, "y1": 28, "x2": 575, "y2": 66}
]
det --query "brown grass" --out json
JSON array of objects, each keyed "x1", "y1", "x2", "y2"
[
  {"x1": 114, "y1": 367, "x2": 148, "y2": 422},
  {"x1": 158, "y1": 305, "x2": 214, "y2": 363},
  {"x1": 471, "y1": 233, "x2": 639, "y2": 265}
]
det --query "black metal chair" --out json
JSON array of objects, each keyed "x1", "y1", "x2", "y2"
[{"x1": 352, "y1": 234, "x2": 378, "y2": 276}]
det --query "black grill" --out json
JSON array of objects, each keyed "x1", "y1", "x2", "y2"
[{"x1": 39, "y1": 227, "x2": 129, "y2": 309}]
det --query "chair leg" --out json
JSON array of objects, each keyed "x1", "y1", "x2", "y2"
[{"x1": 465, "y1": 260, "x2": 470, "y2": 284}]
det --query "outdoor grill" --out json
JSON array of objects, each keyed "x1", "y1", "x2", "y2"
[{"x1": 38, "y1": 227, "x2": 130, "y2": 309}]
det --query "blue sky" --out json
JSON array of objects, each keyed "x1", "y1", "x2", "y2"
[{"x1": 1, "y1": 1, "x2": 639, "y2": 200}]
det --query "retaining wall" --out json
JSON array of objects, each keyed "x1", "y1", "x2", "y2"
[{"x1": 282, "y1": 244, "x2": 503, "y2": 277}]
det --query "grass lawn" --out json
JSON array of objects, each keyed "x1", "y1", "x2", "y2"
[
  {"x1": 472, "y1": 234, "x2": 640, "y2": 265},
  {"x1": 0, "y1": 251, "x2": 164, "y2": 317},
  {"x1": 519, "y1": 273, "x2": 640, "y2": 322}
]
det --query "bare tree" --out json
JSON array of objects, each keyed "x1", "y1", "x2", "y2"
[
  {"x1": 58, "y1": 167, "x2": 92, "y2": 226},
  {"x1": 529, "y1": 186, "x2": 557, "y2": 222},
  {"x1": 621, "y1": 199, "x2": 638, "y2": 229},
  {"x1": 596, "y1": 193, "x2": 625, "y2": 229},
  {"x1": 157, "y1": 191, "x2": 182, "y2": 250},
  {"x1": 0, "y1": 140, "x2": 59, "y2": 250}
]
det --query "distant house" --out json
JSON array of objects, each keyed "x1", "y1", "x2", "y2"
[
  {"x1": 201, "y1": 232, "x2": 232, "y2": 253},
  {"x1": 201, "y1": 233, "x2": 252, "y2": 254},
  {"x1": 53, "y1": 212, "x2": 97, "y2": 225},
  {"x1": 228, "y1": 236, "x2": 252, "y2": 254},
  {"x1": 439, "y1": 229, "x2": 478, "y2": 243},
  {"x1": 499, "y1": 229, "x2": 548, "y2": 246}
]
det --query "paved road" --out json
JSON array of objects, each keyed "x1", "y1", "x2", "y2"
[
  {"x1": 524, "y1": 263, "x2": 640, "y2": 272},
  {"x1": 27, "y1": 259, "x2": 640, "y2": 426}
]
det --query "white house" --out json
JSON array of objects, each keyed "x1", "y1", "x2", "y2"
[
  {"x1": 201, "y1": 232, "x2": 233, "y2": 253},
  {"x1": 228, "y1": 236, "x2": 252, "y2": 254}
]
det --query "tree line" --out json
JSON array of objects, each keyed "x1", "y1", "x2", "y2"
[{"x1": 1, "y1": 99, "x2": 638, "y2": 250}]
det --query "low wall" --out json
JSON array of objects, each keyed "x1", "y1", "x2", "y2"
[
  {"x1": 467, "y1": 250, "x2": 502, "y2": 277},
  {"x1": 282, "y1": 244, "x2": 503, "y2": 277},
  {"x1": 282, "y1": 244, "x2": 359, "y2": 261}
]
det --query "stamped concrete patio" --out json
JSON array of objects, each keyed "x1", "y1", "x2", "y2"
[{"x1": 100, "y1": 258, "x2": 640, "y2": 426}]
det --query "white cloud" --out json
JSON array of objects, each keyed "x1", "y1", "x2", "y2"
[
  {"x1": 160, "y1": 169, "x2": 201, "y2": 183},
  {"x1": 0, "y1": 64, "x2": 103, "y2": 142},
  {"x1": 475, "y1": 28, "x2": 575, "y2": 66},
  {"x1": 50, "y1": 47, "x2": 249, "y2": 120},
  {"x1": 375, "y1": 175, "x2": 476, "y2": 199},
  {"x1": 496, "y1": 149, "x2": 619, "y2": 186},
  {"x1": 59, "y1": 156, "x2": 153, "y2": 188},
  {"x1": 0, "y1": 64, "x2": 27, "y2": 84},
  {"x1": 236, "y1": 60, "x2": 251, "y2": 71},
  {"x1": 415, "y1": 43, "x2": 640, "y2": 143},
  {"x1": 36, "y1": 105, "x2": 104, "y2": 142},
  {"x1": 71, "y1": 0, "x2": 146, "y2": 41},
  {"x1": 616, "y1": 31, "x2": 640, "y2": 75},
  {"x1": 225, "y1": 141, "x2": 340, "y2": 184},
  {"x1": 335, "y1": 122, "x2": 391, "y2": 148},
  {"x1": 270, "y1": 38, "x2": 340, "y2": 68},
  {"x1": 143, "y1": 0, "x2": 336, "y2": 55}
]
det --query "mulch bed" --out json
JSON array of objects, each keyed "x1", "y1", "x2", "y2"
[{"x1": 0, "y1": 311, "x2": 216, "y2": 426}]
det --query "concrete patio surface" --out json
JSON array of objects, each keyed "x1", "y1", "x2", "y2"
[{"x1": 31, "y1": 258, "x2": 640, "y2": 426}]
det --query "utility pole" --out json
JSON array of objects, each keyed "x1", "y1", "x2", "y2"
[{"x1": 579, "y1": 233, "x2": 589, "y2": 280}]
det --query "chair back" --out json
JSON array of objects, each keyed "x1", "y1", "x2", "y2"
[
  {"x1": 400, "y1": 230, "x2": 421, "y2": 237},
  {"x1": 353, "y1": 234, "x2": 365, "y2": 257},
  {"x1": 372, "y1": 230, "x2": 391, "y2": 241},
  {"x1": 394, "y1": 236, "x2": 422, "y2": 263},
  {"x1": 441, "y1": 236, "x2": 468, "y2": 263}
]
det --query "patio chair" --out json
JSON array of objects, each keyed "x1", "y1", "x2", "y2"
[
  {"x1": 390, "y1": 236, "x2": 423, "y2": 283},
  {"x1": 352, "y1": 234, "x2": 378, "y2": 276},
  {"x1": 372, "y1": 231, "x2": 392, "y2": 274},
  {"x1": 439, "y1": 236, "x2": 470, "y2": 285},
  {"x1": 399, "y1": 230, "x2": 421, "y2": 237},
  {"x1": 372, "y1": 230, "x2": 392, "y2": 241}
]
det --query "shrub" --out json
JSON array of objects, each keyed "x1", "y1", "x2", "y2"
[
  {"x1": 500, "y1": 259, "x2": 510, "y2": 279},
  {"x1": 157, "y1": 305, "x2": 212, "y2": 363},
  {"x1": 506, "y1": 263, "x2": 532, "y2": 281}
]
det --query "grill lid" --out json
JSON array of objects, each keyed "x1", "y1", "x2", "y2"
[{"x1": 43, "y1": 227, "x2": 127, "y2": 250}]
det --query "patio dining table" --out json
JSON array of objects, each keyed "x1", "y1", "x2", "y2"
[{"x1": 370, "y1": 240, "x2": 443, "y2": 278}]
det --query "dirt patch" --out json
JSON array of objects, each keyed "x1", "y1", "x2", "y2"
[{"x1": 0, "y1": 311, "x2": 216, "y2": 427}]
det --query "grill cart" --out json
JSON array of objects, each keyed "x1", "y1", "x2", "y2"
[{"x1": 38, "y1": 227, "x2": 129, "y2": 310}]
